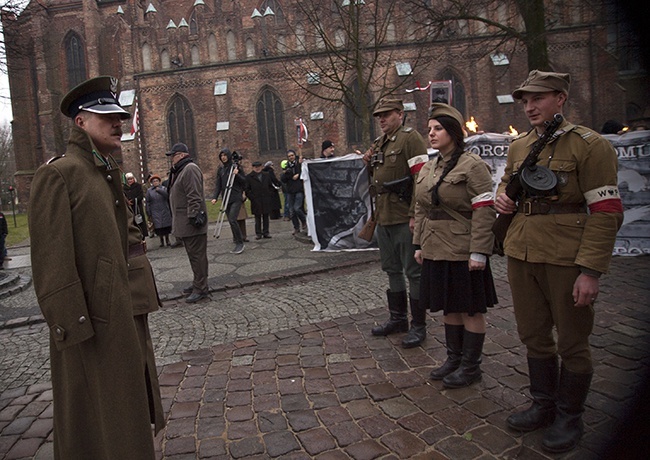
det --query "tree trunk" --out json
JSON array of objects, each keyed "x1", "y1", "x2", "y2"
[{"x1": 515, "y1": 0, "x2": 551, "y2": 71}]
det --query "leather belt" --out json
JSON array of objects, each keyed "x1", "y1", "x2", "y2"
[
  {"x1": 518, "y1": 200, "x2": 587, "y2": 216},
  {"x1": 128, "y1": 242, "x2": 146, "y2": 258},
  {"x1": 369, "y1": 184, "x2": 388, "y2": 197},
  {"x1": 428, "y1": 209, "x2": 472, "y2": 221}
]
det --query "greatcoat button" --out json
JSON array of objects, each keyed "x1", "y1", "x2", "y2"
[
  {"x1": 106, "y1": 175, "x2": 113, "y2": 182},
  {"x1": 78, "y1": 316, "x2": 86, "y2": 324},
  {"x1": 55, "y1": 328, "x2": 62, "y2": 335},
  {"x1": 115, "y1": 200, "x2": 120, "y2": 206}
]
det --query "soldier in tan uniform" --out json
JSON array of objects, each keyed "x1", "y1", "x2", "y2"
[
  {"x1": 413, "y1": 103, "x2": 497, "y2": 389},
  {"x1": 362, "y1": 98, "x2": 429, "y2": 348},
  {"x1": 495, "y1": 70, "x2": 623, "y2": 453}
]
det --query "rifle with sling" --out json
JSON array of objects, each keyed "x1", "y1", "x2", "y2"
[{"x1": 492, "y1": 113, "x2": 564, "y2": 254}]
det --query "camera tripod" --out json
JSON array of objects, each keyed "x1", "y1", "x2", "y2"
[{"x1": 213, "y1": 163, "x2": 238, "y2": 238}]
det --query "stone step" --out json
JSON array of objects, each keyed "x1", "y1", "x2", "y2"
[{"x1": 0, "y1": 273, "x2": 33, "y2": 300}]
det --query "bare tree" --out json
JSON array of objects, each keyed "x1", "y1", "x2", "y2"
[{"x1": 257, "y1": 1, "x2": 436, "y2": 146}]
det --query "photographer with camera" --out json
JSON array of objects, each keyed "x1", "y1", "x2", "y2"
[
  {"x1": 211, "y1": 147, "x2": 248, "y2": 254},
  {"x1": 281, "y1": 149, "x2": 308, "y2": 235},
  {"x1": 167, "y1": 143, "x2": 210, "y2": 303}
]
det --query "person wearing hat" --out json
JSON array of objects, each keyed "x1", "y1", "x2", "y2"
[
  {"x1": 413, "y1": 103, "x2": 497, "y2": 389},
  {"x1": 361, "y1": 97, "x2": 428, "y2": 348},
  {"x1": 123, "y1": 172, "x2": 148, "y2": 240},
  {"x1": 211, "y1": 147, "x2": 248, "y2": 254},
  {"x1": 167, "y1": 142, "x2": 210, "y2": 302},
  {"x1": 262, "y1": 160, "x2": 283, "y2": 219},
  {"x1": 321, "y1": 140, "x2": 335, "y2": 158},
  {"x1": 28, "y1": 76, "x2": 163, "y2": 459},
  {"x1": 495, "y1": 70, "x2": 623, "y2": 453},
  {"x1": 145, "y1": 174, "x2": 173, "y2": 247},
  {"x1": 246, "y1": 160, "x2": 281, "y2": 239},
  {"x1": 281, "y1": 149, "x2": 308, "y2": 235}
]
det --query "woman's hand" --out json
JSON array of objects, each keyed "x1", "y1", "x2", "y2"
[
  {"x1": 414, "y1": 249, "x2": 423, "y2": 265},
  {"x1": 468, "y1": 259, "x2": 486, "y2": 271}
]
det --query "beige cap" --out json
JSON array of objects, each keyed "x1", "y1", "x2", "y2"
[
  {"x1": 512, "y1": 70, "x2": 571, "y2": 100},
  {"x1": 427, "y1": 103, "x2": 464, "y2": 128},
  {"x1": 373, "y1": 98, "x2": 404, "y2": 116}
]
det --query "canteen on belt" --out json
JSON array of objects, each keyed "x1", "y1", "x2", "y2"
[{"x1": 520, "y1": 165, "x2": 558, "y2": 197}]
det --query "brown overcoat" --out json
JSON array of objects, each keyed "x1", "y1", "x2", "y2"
[{"x1": 29, "y1": 126, "x2": 156, "y2": 459}]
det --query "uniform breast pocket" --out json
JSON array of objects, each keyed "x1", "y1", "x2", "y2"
[
  {"x1": 384, "y1": 150, "x2": 402, "y2": 168},
  {"x1": 549, "y1": 159, "x2": 577, "y2": 190},
  {"x1": 90, "y1": 257, "x2": 115, "y2": 324}
]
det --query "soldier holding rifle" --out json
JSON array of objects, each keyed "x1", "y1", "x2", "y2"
[
  {"x1": 495, "y1": 70, "x2": 623, "y2": 453},
  {"x1": 362, "y1": 98, "x2": 429, "y2": 348}
]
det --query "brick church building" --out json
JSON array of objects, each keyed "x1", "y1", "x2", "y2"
[{"x1": 3, "y1": 0, "x2": 646, "y2": 207}]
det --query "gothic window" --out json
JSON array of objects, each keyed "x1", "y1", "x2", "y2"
[
  {"x1": 208, "y1": 34, "x2": 218, "y2": 62},
  {"x1": 295, "y1": 24, "x2": 306, "y2": 51},
  {"x1": 167, "y1": 94, "x2": 197, "y2": 160},
  {"x1": 334, "y1": 29, "x2": 345, "y2": 48},
  {"x1": 190, "y1": 11, "x2": 199, "y2": 35},
  {"x1": 161, "y1": 49, "x2": 170, "y2": 69},
  {"x1": 226, "y1": 31, "x2": 237, "y2": 61},
  {"x1": 256, "y1": 88, "x2": 286, "y2": 155},
  {"x1": 245, "y1": 38, "x2": 255, "y2": 58},
  {"x1": 346, "y1": 79, "x2": 374, "y2": 145},
  {"x1": 142, "y1": 43, "x2": 153, "y2": 71},
  {"x1": 191, "y1": 46, "x2": 200, "y2": 65},
  {"x1": 386, "y1": 22, "x2": 396, "y2": 42},
  {"x1": 65, "y1": 32, "x2": 86, "y2": 87},
  {"x1": 438, "y1": 68, "x2": 466, "y2": 119}
]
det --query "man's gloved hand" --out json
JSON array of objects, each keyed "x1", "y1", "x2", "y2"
[{"x1": 190, "y1": 211, "x2": 207, "y2": 228}]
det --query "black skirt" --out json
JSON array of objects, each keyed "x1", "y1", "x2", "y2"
[{"x1": 420, "y1": 259, "x2": 498, "y2": 316}]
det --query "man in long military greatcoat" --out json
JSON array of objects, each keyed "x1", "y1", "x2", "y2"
[{"x1": 29, "y1": 76, "x2": 163, "y2": 459}]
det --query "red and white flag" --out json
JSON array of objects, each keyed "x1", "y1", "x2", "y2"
[
  {"x1": 295, "y1": 118, "x2": 308, "y2": 146},
  {"x1": 130, "y1": 102, "x2": 139, "y2": 135}
]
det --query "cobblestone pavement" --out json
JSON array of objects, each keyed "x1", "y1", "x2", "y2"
[{"x1": 0, "y1": 219, "x2": 649, "y2": 459}]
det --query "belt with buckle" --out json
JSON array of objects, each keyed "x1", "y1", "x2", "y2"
[
  {"x1": 128, "y1": 242, "x2": 146, "y2": 258},
  {"x1": 518, "y1": 200, "x2": 587, "y2": 216}
]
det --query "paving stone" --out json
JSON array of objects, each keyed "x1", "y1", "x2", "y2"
[
  {"x1": 328, "y1": 421, "x2": 366, "y2": 447},
  {"x1": 378, "y1": 397, "x2": 419, "y2": 419},
  {"x1": 164, "y1": 436, "x2": 197, "y2": 456},
  {"x1": 227, "y1": 420, "x2": 258, "y2": 440},
  {"x1": 357, "y1": 414, "x2": 399, "y2": 438},
  {"x1": 196, "y1": 416, "x2": 225, "y2": 439},
  {"x1": 434, "y1": 435, "x2": 484, "y2": 459},
  {"x1": 317, "y1": 406, "x2": 353, "y2": 425},
  {"x1": 469, "y1": 424, "x2": 519, "y2": 455},
  {"x1": 286, "y1": 410, "x2": 320, "y2": 431},
  {"x1": 344, "y1": 439, "x2": 390, "y2": 460},
  {"x1": 5, "y1": 437, "x2": 41, "y2": 459},
  {"x1": 226, "y1": 406, "x2": 254, "y2": 422},
  {"x1": 198, "y1": 438, "x2": 226, "y2": 458},
  {"x1": 281, "y1": 394, "x2": 311, "y2": 412},
  {"x1": 228, "y1": 436, "x2": 264, "y2": 458},
  {"x1": 309, "y1": 393, "x2": 340, "y2": 410},
  {"x1": 366, "y1": 382, "x2": 401, "y2": 402},
  {"x1": 257, "y1": 411, "x2": 288, "y2": 432},
  {"x1": 297, "y1": 428, "x2": 337, "y2": 456},
  {"x1": 380, "y1": 430, "x2": 427, "y2": 457},
  {"x1": 263, "y1": 430, "x2": 301, "y2": 457}
]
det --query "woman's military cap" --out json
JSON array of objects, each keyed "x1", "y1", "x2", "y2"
[
  {"x1": 427, "y1": 102, "x2": 465, "y2": 128},
  {"x1": 60, "y1": 76, "x2": 131, "y2": 120}
]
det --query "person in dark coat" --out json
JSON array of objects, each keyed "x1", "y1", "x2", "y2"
[
  {"x1": 145, "y1": 174, "x2": 173, "y2": 247},
  {"x1": 124, "y1": 172, "x2": 148, "y2": 239},
  {"x1": 167, "y1": 142, "x2": 210, "y2": 303},
  {"x1": 263, "y1": 161, "x2": 283, "y2": 220},
  {"x1": 211, "y1": 148, "x2": 247, "y2": 254},
  {"x1": 28, "y1": 76, "x2": 161, "y2": 460},
  {"x1": 0, "y1": 210, "x2": 7, "y2": 265},
  {"x1": 247, "y1": 161, "x2": 281, "y2": 239}
]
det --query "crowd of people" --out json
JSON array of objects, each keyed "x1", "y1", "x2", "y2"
[{"x1": 25, "y1": 69, "x2": 624, "y2": 458}]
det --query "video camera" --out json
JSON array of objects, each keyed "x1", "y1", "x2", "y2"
[{"x1": 231, "y1": 151, "x2": 242, "y2": 164}]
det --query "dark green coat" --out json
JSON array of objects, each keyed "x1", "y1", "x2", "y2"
[{"x1": 29, "y1": 126, "x2": 156, "y2": 459}]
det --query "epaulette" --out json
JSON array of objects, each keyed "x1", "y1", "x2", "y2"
[
  {"x1": 570, "y1": 125, "x2": 599, "y2": 144},
  {"x1": 46, "y1": 155, "x2": 64, "y2": 164},
  {"x1": 402, "y1": 127, "x2": 413, "y2": 133}
]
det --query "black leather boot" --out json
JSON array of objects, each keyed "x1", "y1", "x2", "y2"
[
  {"x1": 401, "y1": 297, "x2": 426, "y2": 348},
  {"x1": 371, "y1": 290, "x2": 408, "y2": 336},
  {"x1": 442, "y1": 330, "x2": 484, "y2": 389},
  {"x1": 430, "y1": 324, "x2": 464, "y2": 380},
  {"x1": 507, "y1": 356, "x2": 558, "y2": 432},
  {"x1": 542, "y1": 366, "x2": 592, "y2": 453}
]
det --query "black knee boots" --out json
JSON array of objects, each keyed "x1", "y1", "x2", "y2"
[
  {"x1": 442, "y1": 330, "x2": 485, "y2": 389},
  {"x1": 507, "y1": 356, "x2": 558, "y2": 432},
  {"x1": 542, "y1": 366, "x2": 592, "y2": 453},
  {"x1": 371, "y1": 290, "x2": 409, "y2": 336},
  {"x1": 401, "y1": 297, "x2": 427, "y2": 348},
  {"x1": 429, "y1": 324, "x2": 464, "y2": 380}
]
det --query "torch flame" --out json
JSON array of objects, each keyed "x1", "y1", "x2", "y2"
[
  {"x1": 508, "y1": 125, "x2": 518, "y2": 136},
  {"x1": 465, "y1": 116, "x2": 478, "y2": 133}
]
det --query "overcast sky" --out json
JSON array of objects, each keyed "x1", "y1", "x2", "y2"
[{"x1": 1, "y1": 72, "x2": 12, "y2": 125}]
